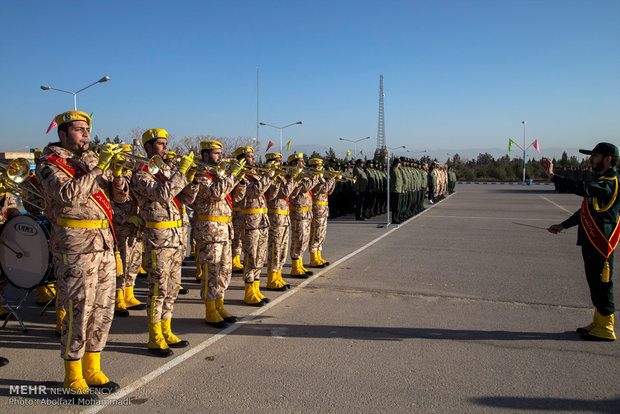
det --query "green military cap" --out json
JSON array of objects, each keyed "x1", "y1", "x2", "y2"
[{"x1": 579, "y1": 142, "x2": 619, "y2": 157}]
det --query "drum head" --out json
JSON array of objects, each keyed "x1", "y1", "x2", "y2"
[{"x1": 0, "y1": 215, "x2": 52, "y2": 289}]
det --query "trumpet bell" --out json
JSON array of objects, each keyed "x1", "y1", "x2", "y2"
[{"x1": 4, "y1": 158, "x2": 32, "y2": 184}]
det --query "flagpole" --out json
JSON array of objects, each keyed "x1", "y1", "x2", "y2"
[
  {"x1": 522, "y1": 121, "x2": 526, "y2": 183},
  {"x1": 256, "y1": 67, "x2": 260, "y2": 143}
]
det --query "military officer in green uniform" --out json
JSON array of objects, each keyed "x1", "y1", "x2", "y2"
[
  {"x1": 542, "y1": 142, "x2": 619, "y2": 341},
  {"x1": 353, "y1": 159, "x2": 368, "y2": 221}
]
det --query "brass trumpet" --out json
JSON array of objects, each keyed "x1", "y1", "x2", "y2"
[
  {"x1": 0, "y1": 159, "x2": 47, "y2": 210},
  {"x1": 91, "y1": 144, "x2": 162, "y2": 175}
]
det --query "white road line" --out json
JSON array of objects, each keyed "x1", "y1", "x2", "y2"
[
  {"x1": 82, "y1": 197, "x2": 444, "y2": 414},
  {"x1": 539, "y1": 195, "x2": 573, "y2": 214}
]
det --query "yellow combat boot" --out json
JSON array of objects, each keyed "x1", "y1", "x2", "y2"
[
  {"x1": 232, "y1": 255, "x2": 244, "y2": 274},
  {"x1": 35, "y1": 284, "x2": 56, "y2": 305},
  {"x1": 582, "y1": 312, "x2": 616, "y2": 341},
  {"x1": 266, "y1": 271, "x2": 287, "y2": 291},
  {"x1": 290, "y1": 258, "x2": 309, "y2": 278},
  {"x1": 82, "y1": 352, "x2": 120, "y2": 394},
  {"x1": 114, "y1": 289, "x2": 129, "y2": 317},
  {"x1": 205, "y1": 300, "x2": 228, "y2": 328},
  {"x1": 63, "y1": 359, "x2": 90, "y2": 394},
  {"x1": 243, "y1": 282, "x2": 264, "y2": 307},
  {"x1": 161, "y1": 318, "x2": 189, "y2": 348},
  {"x1": 178, "y1": 285, "x2": 189, "y2": 295},
  {"x1": 318, "y1": 251, "x2": 330, "y2": 266},
  {"x1": 215, "y1": 298, "x2": 237, "y2": 323},
  {"x1": 277, "y1": 270, "x2": 291, "y2": 290},
  {"x1": 253, "y1": 280, "x2": 270, "y2": 304},
  {"x1": 299, "y1": 258, "x2": 314, "y2": 276},
  {"x1": 576, "y1": 309, "x2": 597, "y2": 334},
  {"x1": 309, "y1": 252, "x2": 325, "y2": 268},
  {"x1": 148, "y1": 322, "x2": 173, "y2": 357},
  {"x1": 124, "y1": 286, "x2": 146, "y2": 310}
]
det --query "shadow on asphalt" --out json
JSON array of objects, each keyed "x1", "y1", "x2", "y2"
[
  {"x1": 229, "y1": 322, "x2": 583, "y2": 342},
  {"x1": 491, "y1": 189, "x2": 558, "y2": 194},
  {"x1": 471, "y1": 396, "x2": 620, "y2": 414}
]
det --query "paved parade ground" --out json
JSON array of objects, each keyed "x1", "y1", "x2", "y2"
[{"x1": 1, "y1": 184, "x2": 619, "y2": 413}]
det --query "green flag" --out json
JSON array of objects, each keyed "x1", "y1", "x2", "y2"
[{"x1": 508, "y1": 138, "x2": 514, "y2": 152}]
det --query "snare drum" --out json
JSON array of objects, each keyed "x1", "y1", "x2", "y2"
[{"x1": 0, "y1": 214, "x2": 53, "y2": 289}]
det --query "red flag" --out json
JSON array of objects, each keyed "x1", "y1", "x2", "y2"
[
  {"x1": 532, "y1": 139, "x2": 540, "y2": 154},
  {"x1": 46, "y1": 118, "x2": 57, "y2": 134},
  {"x1": 266, "y1": 140, "x2": 275, "y2": 152}
]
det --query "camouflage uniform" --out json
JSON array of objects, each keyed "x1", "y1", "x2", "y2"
[
  {"x1": 289, "y1": 175, "x2": 319, "y2": 259},
  {"x1": 36, "y1": 145, "x2": 128, "y2": 360},
  {"x1": 130, "y1": 162, "x2": 198, "y2": 325},
  {"x1": 112, "y1": 170, "x2": 142, "y2": 292},
  {"x1": 310, "y1": 177, "x2": 336, "y2": 254},
  {"x1": 191, "y1": 171, "x2": 243, "y2": 300},
  {"x1": 238, "y1": 173, "x2": 272, "y2": 283},
  {"x1": 266, "y1": 175, "x2": 297, "y2": 274}
]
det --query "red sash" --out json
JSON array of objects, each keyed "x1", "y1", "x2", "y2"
[
  {"x1": 205, "y1": 173, "x2": 233, "y2": 210},
  {"x1": 142, "y1": 164, "x2": 182, "y2": 215},
  {"x1": 580, "y1": 198, "x2": 620, "y2": 259},
  {"x1": 46, "y1": 154, "x2": 118, "y2": 245}
]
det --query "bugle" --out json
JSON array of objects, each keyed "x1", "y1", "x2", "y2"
[{"x1": 91, "y1": 144, "x2": 162, "y2": 175}]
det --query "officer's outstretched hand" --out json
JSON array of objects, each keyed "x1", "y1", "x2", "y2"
[
  {"x1": 229, "y1": 159, "x2": 246, "y2": 178},
  {"x1": 177, "y1": 152, "x2": 194, "y2": 174},
  {"x1": 547, "y1": 224, "x2": 564, "y2": 234},
  {"x1": 111, "y1": 154, "x2": 127, "y2": 177}
]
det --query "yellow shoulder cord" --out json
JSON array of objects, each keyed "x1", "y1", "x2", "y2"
[{"x1": 593, "y1": 176, "x2": 618, "y2": 213}]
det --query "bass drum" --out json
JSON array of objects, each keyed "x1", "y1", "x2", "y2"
[{"x1": 0, "y1": 214, "x2": 53, "y2": 289}]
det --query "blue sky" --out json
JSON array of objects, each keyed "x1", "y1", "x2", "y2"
[{"x1": 1, "y1": 0, "x2": 618, "y2": 159}]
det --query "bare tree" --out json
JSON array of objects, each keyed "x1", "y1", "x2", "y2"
[{"x1": 169, "y1": 135, "x2": 260, "y2": 159}]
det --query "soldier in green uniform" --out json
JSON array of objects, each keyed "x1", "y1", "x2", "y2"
[
  {"x1": 390, "y1": 158, "x2": 403, "y2": 223},
  {"x1": 542, "y1": 142, "x2": 618, "y2": 341},
  {"x1": 353, "y1": 159, "x2": 367, "y2": 221}
]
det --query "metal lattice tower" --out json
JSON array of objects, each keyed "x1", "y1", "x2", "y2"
[{"x1": 374, "y1": 74, "x2": 387, "y2": 161}]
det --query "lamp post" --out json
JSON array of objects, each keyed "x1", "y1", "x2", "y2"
[
  {"x1": 259, "y1": 121, "x2": 303, "y2": 153},
  {"x1": 40, "y1": 76, "x2": 110, "y2": 111},
  {"x1": 522, "y1": 121, "x2": 526, "y2": 183},
  {"x1": 339, "y1": 136, "x2": 371, "y2": 159},
  {"x1": 383, "y1": 145, "x2": 406, "y2": 228}
]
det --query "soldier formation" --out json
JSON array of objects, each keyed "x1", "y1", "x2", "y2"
[{"x1": 0, "y1": 110, "x2": 456, "y2": 402}]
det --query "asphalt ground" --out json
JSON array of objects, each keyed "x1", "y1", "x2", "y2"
[{"x1": 1, "y1": 184, "x2": 619, "y2": 413}]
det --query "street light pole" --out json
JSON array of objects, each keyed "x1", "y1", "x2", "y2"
[
  {"x1": 339, "y1": 136, "x2": 371, "y2": 158},
  {"x1": 259, "y1": 121, "x2": 303, "y2": 153},
  {"x1": 40, "y1": 76, "x2": 110, "y2": 110}
]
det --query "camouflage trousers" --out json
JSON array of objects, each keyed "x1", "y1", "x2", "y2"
[
  {"x1": 145, "y1": 245, "x2": 184, "y2": 324},
  {"x1": 242, "y1": 227, "x2": 268, "y2": 283},
  {"x1": 116, "y1": 234, "x2": 142, "y2": 290},
  {"x1": 267, "y1": 225, "x2": 289, "y2": 273},
  {"x1": 290, "y1": 218, "x2": 311, "y2": 259},
  {"x1": 197, "y1": 239, "x2": 232, "y2": 301},
  {"x1": 231, "y1": 213, "x2": 243, "y2": 258},
  {"x1": 310, "y1": 213, "x2": 328, "y2": 254},
  {"x1": 53, "y1": 250, "x2": 115, "y2": 360}
]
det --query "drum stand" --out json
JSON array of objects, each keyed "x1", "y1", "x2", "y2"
[{"x1": 0, "y1": 291, "x2": 27, "y2": 332}]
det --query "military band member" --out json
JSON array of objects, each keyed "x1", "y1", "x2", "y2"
[
  {"x1": 112, "y1": 144, "x2": 146, "y2": 317},
  {"x1": 36, "y1": 110, "x2": 127, "y2": 399},
  {"x1": 0, "y1": 187, "x2": 21, "y2": 319},
  {"x1": 542, "y1": 142, "x2": 619, "y2": 341},
  {"x1": 131, "y1": 129, "x2": 198, "y2": 357},
  {"x1": 309, "y1": 158, "x2": 335, "y2": 267},
  {"x1": 191, "y1": 140, "x2": 245, "y2": 327},
  {"x1": 288, "y1": 153, "x2": 319, "y2": 278},
  {"x1": 234, "y1": 146, "x2": 273, "y2": 306},
  {"x1": 265, "y1": 152, "x2": 297, "y2": 291}
]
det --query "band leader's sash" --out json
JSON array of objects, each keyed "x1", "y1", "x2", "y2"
[{"x1": 580, "y1": 175, "x2": 620, "y2": 282}]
